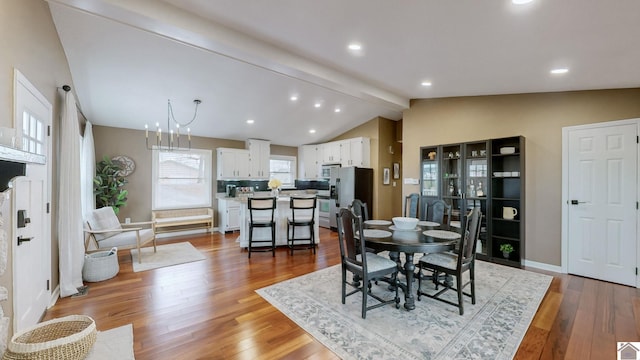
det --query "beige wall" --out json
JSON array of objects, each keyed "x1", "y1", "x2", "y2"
[
  {"x1": 403, "y1": 89, "x2": 640, "y2": 266},
  {"x1": 0, "y1": 0, "x2": 75, "y2": 331},
  {"x1": 93, "y1": 125, "x2": 298, "y2": 225},
  {"x1": 332, "y1": 117, "x2": 402, "y2": 219}
]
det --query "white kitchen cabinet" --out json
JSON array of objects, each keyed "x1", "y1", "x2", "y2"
[
  {"x1": 246, "y1": 139, "x2": 270, "y2": 179},
  {"x1": 218, "y1": 198, "x2": 241, "y2": 233},
  {"x1": 298, "y1": 144, "x2": 320, "y2": 179},
  {"x1": 217, "y1": 148, "x2": 250, "y2": 179},
  {"x1": 321, "y1": 141, "x2": 341, "y2": 164},
  {"x1": 308, "y1": 136, "x2": 370, "y2": 167},
  {"x1": 341, "y1": 137, "x2": 370, "y2": 167}
]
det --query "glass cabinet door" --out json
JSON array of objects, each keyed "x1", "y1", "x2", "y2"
[
  {"x1": 441, "y1": 144, "x2": 463, "y2": 228},
  {"x1": 421, "y1": 146, "x2": 438, "y2": 197},
  {"x1": 464, "y1": 141, "x2": 489, "y2": 256}
]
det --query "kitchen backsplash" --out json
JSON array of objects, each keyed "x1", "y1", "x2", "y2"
[
  {"x1": 294, "y1": 179, "x2": 329, "y2": 190},
  {"x1": 216, "y1": 180, "x2": 268, "y2": 193},
  {"x1": 216, "y1": 179, "x2": 329, "y2": 193}
]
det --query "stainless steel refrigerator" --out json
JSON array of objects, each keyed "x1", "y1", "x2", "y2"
[{"x1": 329, "y1": 166, "x2": 373, "y2": 230}]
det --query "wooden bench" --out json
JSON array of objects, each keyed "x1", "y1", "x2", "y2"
[{"x1": 152, "y1": 208, "x2": 214, "y2": 234}]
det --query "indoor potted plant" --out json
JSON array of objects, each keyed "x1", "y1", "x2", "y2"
[
  {"x1": 500, "y1": 243, "x2": 514, "y2": 259},
  {"x1": 94, "y1": 156, "x2": 128, "y2": 214}
]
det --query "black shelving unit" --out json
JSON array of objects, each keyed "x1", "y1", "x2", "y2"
[
  {"x1": 489, "y1": 136, "x2": 525, "y2": 267},
  {"x1": 418, "y1": 136, "x2": 524, "y2": 268},
  {"x1": 433, "y1": 141, "x2": 490, "y2": 258}
]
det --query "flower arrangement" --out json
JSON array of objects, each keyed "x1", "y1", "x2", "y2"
[{"x1": 268, "y1": 178, "x2": 282, "y2": 190}]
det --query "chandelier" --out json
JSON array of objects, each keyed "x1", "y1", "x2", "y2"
[{"x1": 145, "y1": 99, "x2": 201, "y2": 150}]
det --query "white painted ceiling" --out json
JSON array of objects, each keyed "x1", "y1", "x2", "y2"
[{"x1": 47, "y1": 0, "x2": 640, "y2": 147}]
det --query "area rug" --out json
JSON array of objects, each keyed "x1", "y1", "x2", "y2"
[
  {"x1": 130, "y1": 242, "x2": 205, "y2": 272},
  {"x1": 86, "y1": 324, "x2": 134, "y2": 360},
  {"x1": 256, "y1": 260, "x2": 552, "y2": 360}
]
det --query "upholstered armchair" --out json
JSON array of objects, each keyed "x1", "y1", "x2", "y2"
[{"x1": 84, "y1": 207, "x2": 156, "y2": 263}]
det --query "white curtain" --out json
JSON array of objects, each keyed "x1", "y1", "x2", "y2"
[
  {"x1": 58, "y1": 91, "x2": 84, "y2": 297},
  {"x1": 81, "y1": 121, "x2": 95, "y2": 218}
]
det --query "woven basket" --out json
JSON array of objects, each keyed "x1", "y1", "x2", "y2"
[
  {"x1": 2, "y1": 315, "x2": 97, "y2": 360},
  {"x1": 82, "y1": 247, "x2": 119, "y2": 282}
]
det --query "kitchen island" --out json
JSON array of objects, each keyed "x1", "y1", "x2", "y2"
[{"x1": 237, "y1": 196, "x2": 320, "y2": 249}]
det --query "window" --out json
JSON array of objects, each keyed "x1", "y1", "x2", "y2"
[
  {"x1": 152, "y1": 148, "x2": 212, "y2": 210},
  {"x1": 269, "y1": 155, "x2": 296, "y2": 188},
  {"x1": 21, "y1": 111, "x2": 45, "y2": 154}
]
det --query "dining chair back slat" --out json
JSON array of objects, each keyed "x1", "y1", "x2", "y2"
[
  {"x1": 404, "y1": 193, "x2": 420, "y2": 218},
  {"x1": 349, "y1": 199, "x2": 369, "y2": 222}
]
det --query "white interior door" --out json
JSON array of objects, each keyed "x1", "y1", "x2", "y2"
[
  {"x1": 13, "y1": 70, "x2": 52, "y2": 331},
  {"x1": 566, "y1": 122, "x2": 637, "y2": 286},
  {"x1": 12, "y1": 177, "x2": 49, "y2": 331}
]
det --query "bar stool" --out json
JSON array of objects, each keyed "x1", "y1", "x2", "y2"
[
  {"x1": 248, "y1": 197, "x2": 277, "y2": 258},
  {"x1": 287, "y1": 196, "x2": 317, "y2": 255}
]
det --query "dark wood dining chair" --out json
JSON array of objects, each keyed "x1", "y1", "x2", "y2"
[
  {"x1": 423, "y1": 199, "x2": 451, "y2": 226},
  {"x1": 404, "y1": 193, "x2": 420, "y2": 218},
  {"x1": 349, "y1": 198, "x2": 369, "y2": 222},
  {"x1": 417, "y1": 207, "x2": 482, "y2": 315},
  {"x1": 336, "y1": 208, "x2": 400, "y2": 319},
  {"x1": 349, "y1": 198, "x2": 379, "y2": 257},
  {"x1": 247, "y1": 197, "x2": 277, "y2": 258},
  {"x1": 287, "y1": 196, "x2": 317, "y2": 255}
]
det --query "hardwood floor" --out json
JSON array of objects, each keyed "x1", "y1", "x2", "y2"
[{"x1": 44, "y1": 229, "x2": 640, "y2": 359}]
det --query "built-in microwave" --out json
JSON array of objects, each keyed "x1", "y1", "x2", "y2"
[{"x1": 321, "y1": 163, "x2": 340, "y2": 179}]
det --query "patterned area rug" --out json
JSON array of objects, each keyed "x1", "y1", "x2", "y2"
[
  {"x1": 130, "y1": 242, "x2": 205, "y2": 272},
  {"x1": 257, "y1": 259, "x2": 552, "y2": 359}
]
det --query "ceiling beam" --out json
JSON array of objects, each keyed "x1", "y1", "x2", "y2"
[{"x1": 46, "y1": 0, "x2": 409, "y2": 112}]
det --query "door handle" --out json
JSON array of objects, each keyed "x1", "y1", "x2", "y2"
[
  {"x1": 17, "y1": 236, "x2": 32, "y2": 246},
  {"x1": 570, "y1": 200, "x2": 586, "y2": 205}
]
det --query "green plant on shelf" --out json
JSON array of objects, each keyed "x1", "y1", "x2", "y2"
[{"x1": 500, "y1": 243, "x2": 514, "y2": 259}]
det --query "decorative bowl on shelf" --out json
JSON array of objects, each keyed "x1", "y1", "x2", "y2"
[
  {"x1": 392, "y1": 217, "x2": 419, "y2": 230},
  {"x1": 500, "y1": 146, "x2": 516, "y2": 154}
]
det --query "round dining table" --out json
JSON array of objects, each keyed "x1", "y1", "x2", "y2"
[{"x1": 362, "y1": 221, "x2": 460, "y2": 311}]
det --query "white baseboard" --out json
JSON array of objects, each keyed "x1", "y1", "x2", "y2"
[
  {"x1": 523, "y1": 259, "x2": 562, "y2": 274},
  {"x1": 48, "y1": 285, "x2": 60, "y2": 309}
]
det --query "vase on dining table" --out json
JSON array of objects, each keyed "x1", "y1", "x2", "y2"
[{"x1": 271, "y1": 188, "x2": 279, "y2": 197}]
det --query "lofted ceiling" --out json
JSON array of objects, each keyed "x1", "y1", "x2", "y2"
[{"x1": 47, "y1": 0, "x2": 640, "y2": 147}]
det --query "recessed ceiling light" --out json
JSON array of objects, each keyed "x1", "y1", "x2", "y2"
[
  {"x1": 421, "y1": 81, "x2": 432, "y2": 87},
  {"x1": 290, "y1": 95, "x2": 298, "y2": 101},
  {"x1": 334, "y1": 108, "x2": 341, "y2": 113},
  {"x1": 348, "y1": 43, "x2": 362, "y2": 51},
  {"x1": 309, "y1": 129, "x2": 316, "y2": 134},
  {"x1": 246, "y1": 119, "x2": 254, "y2": 124},
  {"x1": 314, "y1": 103, "x2": 322, "y2": 108},
  {"x1": 550, "y1": 68, "x2": 569, "y2": 74},
  {"x1": 512, "y1": 0, "x2": 533, "y2": 4}
]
